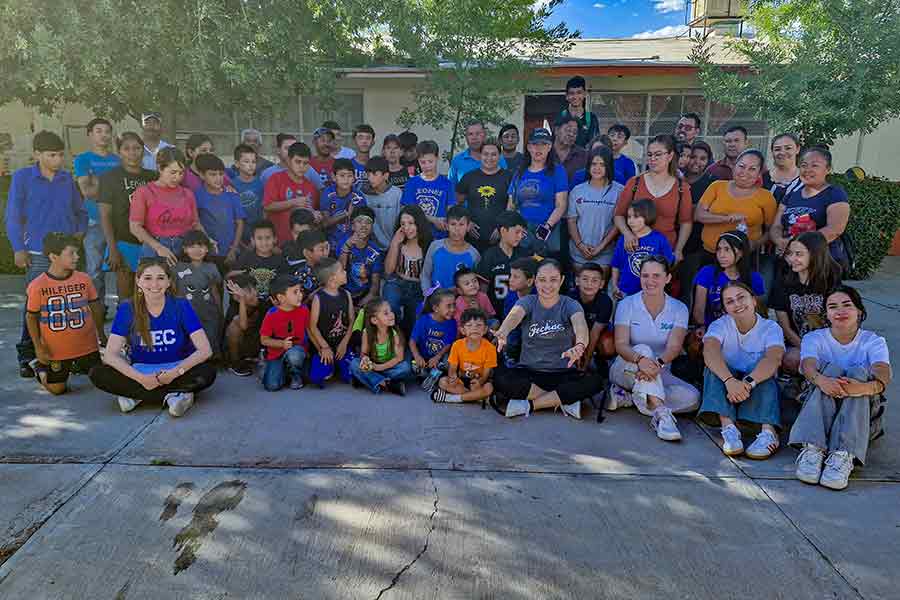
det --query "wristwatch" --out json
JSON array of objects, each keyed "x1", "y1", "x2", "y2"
[
  {"x1": 742, "y1": 375, "x2": 756, "y2": 389},
  {"x1": 656, "y1": 357, "x2": 666, "y2": 367}
]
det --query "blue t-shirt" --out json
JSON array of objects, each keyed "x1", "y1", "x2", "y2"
[
  {"x1": 613, "y1": 155, "x2": 637, "y2": 186},
  {"x1": 411, "y1": 313, "x2": 458, "y2": 360},
  {"x1": 780, "y1": 184, "x2": 849, "y2": 235},
  {"x1": 351, "y1": 159, "x2": 368, "y2": 189},
  {"x1": 111, "y1": 297, "x2": 202, "y2": 365},
  {"x1": 229, "y1": 175, "x2": 265, "y2": 240},
  {"x1": 338, "y1": 234, "x2": 384, "y2": 298},
  {"x1": 509, "y1": 165, "x2": 569, "y2": 225},
  {"x1": 73, "y1": 151, "x2": 121, "y2": 223},
  {"x1": 400, "y1": 175, "x2": 454, "y2": 238},
  {"x1": 693, "y1": 266, "x2": 766, "y2": 326},
  {"x1": 322, "y1": 186, "x2": 367, "y2": 245},
  {"x1": 194, "y1": 187, "x2": 247, "y2": 256},
  {"x1": 611, "y1": 230, "x2": 674, "y2": 296}
]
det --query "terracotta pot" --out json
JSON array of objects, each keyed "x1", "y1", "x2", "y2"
[{"x1": 890, "y1": 229, "x2": 900, "y2": 256}]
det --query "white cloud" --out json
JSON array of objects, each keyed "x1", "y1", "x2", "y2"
[
  {"x1": 653, "y1": 0, "x2": 684, "y2": 13},
  {"x1": 593, "y1": 2, "x2": 606, "y2": 7},
  {"x1": 631, "y1": 24, "x2": 689, "y2": 39},
  {"x1": 532, "y1": 0, "x2": 553, "y2": 10}
]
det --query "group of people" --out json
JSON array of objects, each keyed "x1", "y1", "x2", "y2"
[{"x1": 5, "y1": 75, "x2": 890, "y2": 491}]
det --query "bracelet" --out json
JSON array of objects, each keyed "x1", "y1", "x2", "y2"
[
  {"x1": 723, "y1": 376, "x2": 736, "y2": 384},
  {"x1": 155, "y1": 372, "x2": 163, "y2": 382}
]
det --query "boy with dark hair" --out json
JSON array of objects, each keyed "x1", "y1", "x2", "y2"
[
  {"x1": 560, "y1": 75, "x2": 599, "y2": 147},
  {"x1": 310, "y1": 127, "x2": 337, "y2": 188},
  {"x1": 260, "y1": 274, "x2": 310, "y2": 391},
  {"x1": 351, "y1": 124, "x2": 376, "y2": 187},
  {"x1": 432, "y1": 308, "x2": 497, "y2": 404},
  {"x1": 229, "y1": 143, "x2": 265, "y2": 244},
  {"x1": 26, "y1": 233, "x2": 106, "y2": 394},
  {"x1": 7, "y1": 131, "x2": 88, "y2": 377},
  {"x1": 321, "y1": 158, "x2": 367, "y2": 247},
  {"x1": 421, "y1": 205, "x2": 481, "y2": 292},
  {"x1": 282, "y1": 228, "x2": 329, "y2": 296},
  {"x1": 610, "y1": 199, "x2": 673, "y2": 298},
  {"x1": 607, "y1": 124, "x2": 637, "y2": 185},
  {"x1": 364, "y1": 156, "x2": 402, "y2": 248},
  {"x1": 263, "y1": 141, "x2": 320, "y2": 244},
  {"x1": 324, "y1": 121, "x2": 357, "y2": 160},
  {"x1": 338, "y1": 206, "x2": 384, "y2": 306},
  {"x1": 400, "y1": 140, "x2": 454, "y2": 238},
  {"x1": 194, "y1": 153, "x2": 246, "y2": 267},
  {"x1": 261, "y1": 133, "x2": 323, "y2": 191},
  {"x1": 308, "y1": 257, "x2": 355, "y2": 386},
  {"x1": 398, "y1": 131, "x2": 419, "y2": 169},
  {"x1": 382, "y1": 134, "x2": 417, "y2": 189},
  {"x1": 567, "y1": 262, "x2": 613, "y2": 372},
  {"x1": 289, "y1": 208, "x2": 317, "y2": 240},
  {"x1": 228, "y1": 220, "x2": 285, "y2": 299},
  {"x1": 453, "y1": 267, "x2": 496, "y2": 330},
  {"x1": 477, "y1": 210, "x2": 529, "y2": 315},
  {"x1": 224, "y1": 273, "x2": 261, "y2": 376}
]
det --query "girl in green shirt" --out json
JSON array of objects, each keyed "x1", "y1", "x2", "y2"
[{"x1": 350, "y1": 298, "x2": 413, "y2": 395}]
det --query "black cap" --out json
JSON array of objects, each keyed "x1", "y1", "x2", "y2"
[
  {"x1": 528, "y1": 128, "x2": 552, "y2": 144},
  {"x1": 269, "y1": 273, "x2": 300, "y2": 298}
]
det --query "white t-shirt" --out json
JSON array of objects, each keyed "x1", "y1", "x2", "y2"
[
  {"x1": 705, "y1": 314, "x2": 785, "y2": 373},
  {"x1": 614, "y1": 292, "x2": 688, "y2": 357},
  {"x1": 142, "y1": 140, "x2": 174, "y2": 170},
  {"x1": 801, "y1": 328, "x2": 890, "y2": 372}
]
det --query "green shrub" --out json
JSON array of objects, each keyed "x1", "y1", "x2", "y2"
[
  {"x1": 0, "y1": 175, "x2": 22, "y2": 275},
  {"x1": 831, "y1": 173, "x2": 900, "y2": 280}
]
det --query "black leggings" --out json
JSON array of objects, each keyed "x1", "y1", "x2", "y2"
[
  {"x1": 494, "y1": 367, "x2": 603, "y2": 405},
  {"x1": 89, "y1": 363, "x2": 217, "y2": 403}
]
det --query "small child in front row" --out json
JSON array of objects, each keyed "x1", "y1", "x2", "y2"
[
  {"x1": 501, "y1": 257, "x2": 537, "y2": 367},
  {"x1": 175, "y1": 230, "x2": 224, "y2": 358},
  {"x1": 432, "y1": 309, "x2": 497, "y2": 404},
  {"x1": 224, "y1": 273, "x2": 260, "y2": 376},
  {"x1": 350, "y1": 298, "x2": 413, "y2": 395},
  {"x1": 453, "y1": 267, "x2": 496, "y2": 332},
  {"x1": 308, "y1": 257, "x2": 355, "y2": 386},
  {"x1": 259, "y1": 274, "x2": 310, "y2": 391},
  {"x1": 610, "y1": 198, "x2": 673, "y2": 299},
  {"x1": 409, "y1": 289, "x2": 457, "y2": 387}
]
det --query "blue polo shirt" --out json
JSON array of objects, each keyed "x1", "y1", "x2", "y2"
[
  {"x1": 5, "y1": 165, "x2": 88, "y2": 253},
  {"x1": 448, "y1": 149, "x2": 508, "y2": 185},
  {"x1": 73, "y1": 151, "x2": 120, "y2": 224}
]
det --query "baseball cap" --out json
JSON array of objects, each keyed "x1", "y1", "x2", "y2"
[
  {"x1": 528, "y1": 128, "x2": 552, "y2": 144},
  {"x1": 313, "y1": 127, "x2": 334, "y2": 139},
  {"x1": 268, "y1": 273, "x2": 300, "y2": 298},
  {"x1": 141, "y1": 112, "x2": 162, "y2": 126}
]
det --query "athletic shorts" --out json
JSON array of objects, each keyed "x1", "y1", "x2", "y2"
[{"x1": 37, "y1": 352, "x2": 102, "y2": 384}]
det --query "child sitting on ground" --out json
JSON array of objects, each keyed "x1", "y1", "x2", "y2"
[
  {"x1": 283, "y1": 229, "x2": 329, "y2": 298},
  {"x1": 338, "y1": 206, "x2": 383, "y2": 307},
  {"x1": 308, "y1": 257, "x2": 355, "y2": 386},
  {"x1": 224, "y1": 273, "x2": 261, "y2": 376},
  {"x1": 175, "y1": 230, "x2": 224, "y2": 359},
  {"x1": 501, "y1": 257, "x2": 537, "y2": 367},
  {"x1": 610, "y1": 199, "x2": 673, "y2": 299},
  {"x1": 26, "y1": 233, "x2": 107, "y2": 395},
  {"x1": 567, "y1": 262, "x2": 614, "y2": 372},
  {"x1": 350, "y1": 298, "x2": 413, "y2": 395},
  {"x1": 227, "y1": 219, "x2": 285, "y2": 300},
  {"x1": 409, "y1": 289, "x2": 457, "y2": 388},
  {"x1": 421, "y1": 204, "x2": 481, "y2": 292},
  {"x1": 321, "y1": 158, "x2": 367, "y2": 247},
  {"x1": 259, "y1": 274, "x2": 310, "y2": 391},
  {"x1": 432, "y1": 309, "x2": 497, "y2": 404},
  {"x1": 453, "y1": 267, "x2": 496, "y2": 331}
]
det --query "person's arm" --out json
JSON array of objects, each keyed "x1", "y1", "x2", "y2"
[
  {"x1": 372, "y1": 330, "x2": 405, "y2": 371},
  {"x1": 384, "y1": 229, "x2": 404, "y2": 276},
  {"x1": 102, "y1": 333, "x2": 159, "y2": 390},
  {"x1": 98, "y1": 203, "x2": 123, "y2": 270},
  {"x1": 582, "y1": 322, "x2": 603, "y2": 370},
  {"x1": 88, "y1": 299, "x2": 108, "y2": 345},
  {"x1": 693, "y1": 202, "x2": 738, "y2": 225},
  {"x1": 76, "y1": 174, "x2": 100, "y2": 203},
  {"x1": 818, "y1": 202, "x2": 850, "y2": 243},
  {"x1": 769, "y1": 204, "x2": 788, "y2": 252},
  {"x1": 703, "y1": 336, "x2": 750, "y2": 402},
  {"x1": 409, "y1": 338, "x2": 426, "y2": 367},
  {"x1": 613, "y1": 323, "x2": 656, "y2": 377},
  {"x1": 361, "y1": 272, "x2": 381, "y2": 307},
  {"x1": 228, "y1": 220, "x2": 245, "y2": 263},
  {"x1": 674, "y1": 222, "x2": 692, "y2": 262},
  {"x1": 335, "y1": 293, "x2": 354, "y2": 359},
  {"x1": 747, "y1": 345, "x2": 785, "y2": 384},
  {"x1": 596, "y1": 223, "x2": 619, "y2": 253},
  {"x1": 6, "y1": 171, "x2": 29, "y2": 268},
  {"x1": 546, "y1": 190, "x2": 568, "y2": 229},
  {"x1": 660, "y1": 326, "x2": 687, "y2": 366},
  {"x1": 692, "y1": 285, "x2": 708, "y2": 327},
  {"x1": 446, "y1": 359, "x2": 459, "y2": 383},
  {"x1": 609, "y1": 267, "x2": 621, "y2": 299},
  {"x1": 775, "y1": 311, "x2": 802, "y2": 348},
  {"x1": 307, "y1": 294, "x2": 331, "y2": 357},
  {"x1": 800, "y1": 356, "x2": 845, "y2": 397},
  {"x1": 493, "y1": 305, "x2": 526, "y2": 353},
  {"x1": 566, "y1": 216, "x2": 588, "y2": 256},
  {"x1": 25, "y1": 312, "x2": 48, "y2": 363},
  {"x1": 71, "y1": 176, "x2": 88, "y2": 235},
  {"x1": 129, "y1": 220, "x2": 177, "y2": 266},
  {"x1": 420, "y1": 242, "x2": 437, "y2": 293}
]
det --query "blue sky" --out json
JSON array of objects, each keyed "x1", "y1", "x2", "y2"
[{"x1": 545, "y1": 0, "x2": 690, "y2": 39}]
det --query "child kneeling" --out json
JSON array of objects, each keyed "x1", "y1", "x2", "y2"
[
  {"x1": 432, "y1": 309, "x2": 497, "y2": 404},
  {"x1": 350, "y1": 298, "x2": 413, "y2": 395},
  {"x1": 259, "y1": 274, "x2": 310, "y2": 391}
]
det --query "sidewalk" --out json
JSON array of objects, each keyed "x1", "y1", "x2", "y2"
[{"x1": 0, "y1": 262, "x2": 897, "y2": 598}]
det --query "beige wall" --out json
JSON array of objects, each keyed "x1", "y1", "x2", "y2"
[{"x1": 831, "y1": 118, "x2": 900, "y2": 180}]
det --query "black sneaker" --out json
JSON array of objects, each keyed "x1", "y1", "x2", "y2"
[
  {"x1": 228, "y1": 360, "x2": 254, "y2": 377},
  {"x1": 388, "y1": 380, "x2": 407, "y2": 396},
  {"x1": 431, "y1": 387, "x2": 447, "y2": 403},
  {"x1": 19, "y1": 362, "x2": 35, "y2": 378}
]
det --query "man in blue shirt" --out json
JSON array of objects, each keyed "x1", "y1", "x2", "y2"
[
  {"x1": 448, "y1": 121, "x2": 507, "y2": 185},
  {"x1": 140, "y1": 112, "x2": 173, "y2": 170},
  {"x1": 74, "y1": 117, "x2": 121, "y2": 314},
  {"x1": 6, "y1": 131, "x2": 88, "y2": 376}
]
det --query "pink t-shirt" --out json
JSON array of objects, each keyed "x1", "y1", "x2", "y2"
[
  {"x1": 454, "y1": 292, "x2": 496, "y2": 332},
  {"x1": 130, "y1": 182, "x2": 199, "y2": 238}
]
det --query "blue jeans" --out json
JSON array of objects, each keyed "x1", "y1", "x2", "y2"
[
  {"x1": 350, "y1": 357, "x2": 413, "y2": 393},
  {"x1": 382, "y1": 277, "x2": 422, "y2": 335},
  {"x1": 699, "y1": 368, "x2": 781, "y2": 427},
  {"x1": 18, "y1": 253, "x2": 51, "y2": 365},
  {"x1": 83, "y1": 223, "x2": 107, "y2": 306},
  {"x1": 141, "y1": 236, "x2": 183, "y2": 259},
  {"x1": 262, "y1": 346, "x2": 307, "y2": 391}
]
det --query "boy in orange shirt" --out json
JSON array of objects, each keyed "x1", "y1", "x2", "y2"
[
  {"x1": 432, "y1": 308, "x2": 496, "y2": 404},
  {"x1": 26, "y1": 233, "x2": 107, "y2": 394}
]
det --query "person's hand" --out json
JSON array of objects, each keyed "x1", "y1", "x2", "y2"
[
  {"x1": 468, "y1": 221, "x2": 481, "y2": 240},
  {"x1": 636, "y1": 355, "x2": 660, "y2": 379},
  {"x1": 674, "y1": 248, "x2": 684, "y2": 265},
  {"x1": 35, "y1": 341, "x2": 50, "y2": 365},
  {"x1": 814, "y1": 374, "x2": 845, "y2": 398},
  {"x1": 14, "y1": 251, "x2": 30, "y2": 270},
  {"x1": 319, "y1": 346, "x2": 335, "y2": 365},
  {"x1": 139, "y1": 373, "x2": 160, "y2": 391},
  {"x1": 335, "y1": 339, "x2": 349, "y2": 361},
  {"x1": 391, "y1": 228, "x2": 406, "y2": 247},
  {"x1": 156, "y1": 369, "x2": 177, "y2": 386},
  {"x1": 154, "y1": 243, "x2": 178, "y2": 267},
  {"x1": 312, "y1": 210, "x2": 323, "y2": 223},
  {"x1": 470, "y1": 377, "x2": 482, "y2": 390},
  {"x1": 836, "y1": 377, "x2": 871, "y2": 397},
  {"x1": 493, "y1": 331, "x2": 507, "y2": 353},
  {"x1": 98, "y1": 332, "x2": 108, "y2": 348},
  {"x1": 561, "y1": 343, "x2": 585, "y2": 369},
  {"x1": 427, "y1": 355, "x2": 441, "y2": 370},
  {"x1": 623, "y1": 231, "x2": 638, "y2": 252},
  {"x1": 612, "y1": 285, "x2": 624, "y2": 301},
  {"x1": 360, "y1": 356, "x2": 373, "y2": 371},
  {"x1": 725, "y1": 378, "x2": 751, "y2": 403},
  {"x1": 226, "y1": 246, "x2": 239, "y2": 265},
  {"x1": 774, "y1": 237, "x2": 788, "y2": 254},
  {"x1": 107, "y1": 246, "x2": 123, "y2": 271},
  {"x1": 226, "y1": 280, "x2": 246, "y2": 302},
  {"x1": 447, "y1": 374, "x2": 459, "y2": 384},
  {"x1": 282, "y1": 338, "x2": 294, "y2": 350},
  {"x1": 435, "y1": 218, "x2": 448, "y2": 232}
]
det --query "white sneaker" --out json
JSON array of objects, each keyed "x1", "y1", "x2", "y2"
[
  {"x1": 820, "y1": 450, "x2": 853, "y2": 490},
  {"x1": 561, "y1": 401, "x2": 581, "y2": 420},
  {"x1": 745, "y1": 429, "x2": 779, "y2": 460},
  {"x1": 720, "y1": 424, "x2": 743, "y2": 456},
  {"x1": 605, "y1": 383, "x2": 632, "y2": 411},
  {"x1": 117, "y1": 396, "x2": 141, "y2": 413},
  {"x1": 167, "y1": 392, "x2": 195, "y2": 418},
  {"x1": 795, "y1": 444, "x2": 825, "y2": 484},
  {"x1": 651, "y1": 406, "x2": 681, "y2": 441},
  {"x1": 505, "y1": 399, "x2": 531, "y2": 418}
]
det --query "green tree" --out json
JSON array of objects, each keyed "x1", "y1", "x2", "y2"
[
  {"x1": 391, "y1": 0, "x2": 576, "y2": 158},
  {"x1": 691, "y1": 0, "x2": 900, "y2": 146}
]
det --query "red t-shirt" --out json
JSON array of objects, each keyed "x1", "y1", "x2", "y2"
[
  {"x1": 26, "y1": 271, "x2": 99, "y2": 360},
  {"x1": 263, "y1": 171, "x2": 320, "y2": 244},
  {"x1": 309, "y1": 156, "x2": 335, "y2": 188},
  {"x1": 259, "y1": 305, "x2": 310, "y2": 360},
  {"x1": 614, "y1": 174, "x2": 693, "y2": 248},
  {"x1": 129, "y1": 182, "x2": 199, "y2": 238}
]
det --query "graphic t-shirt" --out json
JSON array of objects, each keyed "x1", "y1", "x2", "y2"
[
  {"x1": 260, "y1": 305, "x2": 310, "y2": 360},
  {"x1": 515, "y1": 294, "x2": 583, "y2": 372},
  {"x1": 111, "y1": 297, "x2": 202, "y2": 365},
  {"x1": 26, "y1": 271, "x2": 99, "y2": 360},
  {"x1": 780, "y1": 185, "x2": 849, "y2": 237},
  {"x1": 610, "y1": 230, "x2": 674, "y2": 296},
  {"x1": 449, "y1": 338, "x2": 497, "y2": 379},
  {"x1": 411, "y1": 313, "x2": 458, "y2": 360},
  {"x1": 509, "y1": 165, "x2": 569, "y2": 226},
  {"x1": 73, "y1": 151, "x2": 121, "y2": 224},
  {"x1": 174, "y1": 261, "x2": 223, "y2": 354},
  {"x1": 230, "y1": 176, "x2": 265, "y2": 241},
  {"x1": 801, "y1": 328, "x2": 891, "y2": 373},
  {"x1": 314, "y1": 288, "x2": 352, "y2": 349},
  {"x1": 262, "y1": 170, "x2": 320, "y2": 244},
  {"x1": 567, "y1": 289, "x2": 613, "y2": 331},
  {"x1": 456, "y1": 169, "x2": 511, "y2": 247},
  {"x1": 97, "y1": 167, "x2": 158, "y2": 245},
  {"x1": 769, "y1": 277, "x2": 834, "y2": 339},
  {"x1": 234, "y1": 251, "x2": 285, "y2": 299},
  {"x1": 279, "y1": 247, "x2": 320, "y2": 297},
  {"x1": 339, "y1": 236, "x2": 384, "y2": 298},
  {"x1": 421, "y1": 239, "x2": 481, "y2": 293},
  {"x1": 321, "y1": 186, "x2": 367, "y2": 245},
  {"x1": 704, "y1": 314, "x2": 785, "y2": 373},
  {"x1": 194, "y1": 188, "x2": 246, "y2": 255},
  {"x1": 567, "y1": 181, "x2": 623, "y2": 265},
  {"x1": 388, "y1": 165, "x2": 418, "y2": 189},
  {"x1": 129, "y1": 182, "x2": 199, "y2": 239},
  {"x1": 400, "y1": 175, "x2": 455, "y2": 238},
  {"x1": 693, "y1": 266, "x2": 766, "y2": 326},
  {"x1": 477, "y1": 245, "x2": 528, "y2": 315}
]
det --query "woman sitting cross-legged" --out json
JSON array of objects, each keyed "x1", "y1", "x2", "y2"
[
  {"x1": 89, "y1": 257, "x2": 216, "y2": 417},
  {"x1": 699, "y1": 282, "x2": 785, "y2": 459},
  {"x1": 790, "y1": 285, "x2": 892, "y2": 490},
  {"x1": 608, "y1": 255, "x2": 700, "y2": 441},
  {"x1": 493, "y1": 258, "x2": 601, "y2": 420}
]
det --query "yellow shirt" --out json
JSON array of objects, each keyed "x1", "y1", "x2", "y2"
[{"x1": 699, "y1": 181, "x2": 777, "y2": 252}]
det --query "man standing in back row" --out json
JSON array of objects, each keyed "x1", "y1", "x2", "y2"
[
  {"x1": 448, "y1": 121, "x2": 508, "y2": 186},
  {"x1": 140, "y1": 112, "x2": 173, "y2": 170},
  {"x1": 559, "y1": 76, "x2": 599, "y2": 148}
]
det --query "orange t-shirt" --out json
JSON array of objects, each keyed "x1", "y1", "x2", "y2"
[
  {"x1": 614, "y1": 174, "x2": 694, "y2": 248},
  {"x1": 26, "y1": 271, "x2": 99, "y2": 360},
  {"x1": 699, "y1": 181, "x2": 777, "y2": 252},
  {"x1": 448, "y1": 338, "x2": 498, "y2": 380}
]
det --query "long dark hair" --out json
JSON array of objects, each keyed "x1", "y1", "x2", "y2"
[
  {"x1": 786, "y1": 231, "x2": 841, "y2": 293},
  {"x1": 396, "y1": 204, "x2": 432, "y2": 253},
  {"x1": 585, "y1": 146, "x2": 614, "y2": 186},
  {"x1": 517, "y1": 141, "x2": 558, "y2": 179},
  {"x1": 714, "y1": 230, "x2": 754, "y2": 287}
]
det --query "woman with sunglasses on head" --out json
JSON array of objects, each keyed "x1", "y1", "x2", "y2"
[
  {"x1": 609, "y1": 255, "x2": 700, "y2": 442},
  {"x1": 790, "y1": 285, "x2": 891, "y2": 490},
  {"x1": 89, "y1": 258, "x2": 216, "y2": 417}
]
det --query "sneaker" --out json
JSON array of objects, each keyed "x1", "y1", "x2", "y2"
[
  {"x1": 505, "y1": 399, "x2": 531, "y2": 418},
  {"x1": 561, "y1": 401, "x2": 582, "y2": 420},
  {"x1": 228, "y1": 361, "x2": 253, "y2": 377},
  {"x1": 745, "y1": 429, "x2": 779, "y2": 460},
  {"x1": 720, "y1": 424, "x2": 743, "y2": 456},
  {"x1": 19, "y1": 362, "x2": 35, "y2": 378},
  {"x1": 820, "y1": 450, "x2": 853, "y2": 490},
  {"x1": 422, "y1": 368, "x2": 442, "y2": 392},
  {"x1": 117, "y1": 396, "x2": 141, "y2": 413},
  {"x1": 651, "y1": 406, "x2": 681, "y2": 442},
  {"x1": 605, "y1": 383, "x2": 632, "y2": 411},
  {"x1": 167, "y1": 392, "x2": 194, "y2": 418},
  {"x1": 289, "y1": 375, "x2": 304, "y2": 390},
  {"x1": 795, "y1": 444, "x2": 826, "y2": 484},
  {"x1": 431, "y1": 387, "x2": 447, "y2": 403},
  {"x1": 388, "y1": 380, "x2": 406, "y2": 396}
]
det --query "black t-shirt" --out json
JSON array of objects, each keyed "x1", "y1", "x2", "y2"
[
  {"x1": 684, "y1": 172, "x2": 714, "y2": 254},
  {"x1": 477, "y1": 245, "x2": 527, "y2": 315},
  {"x1": 456, "y1": 169, "x2": 512, "y2": 249},
  {"x1": 234, "y1": 250, "x2": 284, "y2": 299},
  {"x1": 769, "y1": 275, "x2": 838, "y2": 338},
  {"x1": 388, "y1": 165, "x2": 418, "y2": 189},
  {"x1": 97, "y1": 166, "x2": 157, "y2": 245},
  {"x1": 567, "y1": 289, "x2": 613, "y2": 331}
]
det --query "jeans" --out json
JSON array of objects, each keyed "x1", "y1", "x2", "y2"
[
  {"x1": 350, "y1": 357, "x2": 413, "y2": 393},
  {"x1": 83, "y1": 223, "x2": 107, "y2": 306},
  {"x1": 17, "y1": 253, "x2": 51, "y2": 365},
  {"x1": 141, "y1": 235, "x2": 183, "y2": 259},
  {"x1": 699, "y1": 368, "x2": 781, "y2": 427},
  {"x1": 262, "y1": 346, "x2": 307, "y2": 391},
  {"x1": 382, "y1": 277, "x2": 422, "y2": 335}
]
